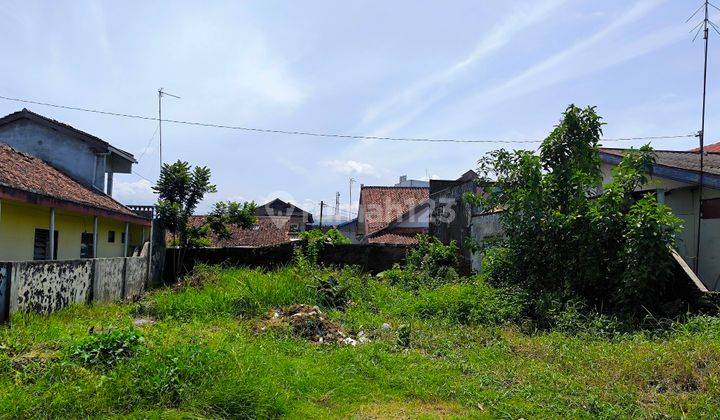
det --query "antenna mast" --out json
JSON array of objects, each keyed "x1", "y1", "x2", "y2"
[
  {"x1": 688, "y1": 0, "x2": 719, "y2": 273},
  {"x1": 348, "y1": 177, "x2": 356, "y2": 222},
  {"x1": 157, "y1": 88, "x2": 180, "y2": 173}
]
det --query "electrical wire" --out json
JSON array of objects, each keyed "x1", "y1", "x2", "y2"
[{"x1": 0, "y1": 94, "x2": 697, "y2": 145}]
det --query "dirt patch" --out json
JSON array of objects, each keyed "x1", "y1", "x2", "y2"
[{"x1": 257, "y1": 304, "x2": 368, "y2": 346}]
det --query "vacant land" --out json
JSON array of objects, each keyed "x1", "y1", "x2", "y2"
[{"x1": 1, "y1": 265, "x2": 719, "y2": 418}]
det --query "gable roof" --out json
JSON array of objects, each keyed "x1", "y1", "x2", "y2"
[
  {"x1": 600, "y1": 147, "x2": 720, "y2": 189},
  {"x1": 0, "y1": 143, "x2": 148, "y2": 225},
  {"x1": 184, "y1": 215, "x2": 293, "y2": 247},
  {"x1": 358, "y1": 186, "x2": 429, "y2": 236},
  {"x1": 256, "y1": 198, "x2": 314, "y2": 223},
  {"x1": 0, "y1": 109, "x2": 136, "y2": 163}
]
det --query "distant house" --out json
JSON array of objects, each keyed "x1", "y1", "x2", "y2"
[
  {"x1": 180, "y1": 215, "x2": 294, "y2": 248},
  {"x1": 0, "y1": 109, "x2": 136, "y2": 196},
  {"x1": 357, "y1": 185, "x2": 429, "y2": 245},
  {"x1": 255, "y1": 198, "x2": 314, "y2": 234},
  {"x1": 600, "y1": 144, "x2": 720, "y2": 290},
  {"x1": 394, "y1": 175, "x2": 429, "y2": 188},
  {"x1": 0, "y1": 143, "x2": 150, "y2": 261},
  {"x1": 336, "y1": 218, "x2": 359, "y2": 243},
  {"x1": 429, "y1": 170, "x2": 483, "y2": 271}
]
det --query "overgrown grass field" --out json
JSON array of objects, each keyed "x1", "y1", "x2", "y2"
[{"x1": 1, "y1": 264, "x2": 720, "y2": 418}]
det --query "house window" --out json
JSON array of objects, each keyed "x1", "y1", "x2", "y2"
[
  {"x1": 108, "y1": 231, "x2": 115, "y2": 243},
  {"x1": 33, "y1": 228, "x2": 58, "y2": 260},
  {"x1": 121, "y1": 232, "x2": 126, "y2": 244},
  {"x1": 80, "y1": 233, "x2": 94, "y2": 258},
  {"x1": 290, "y1": 224, "x2": 299, "y2": 233}
]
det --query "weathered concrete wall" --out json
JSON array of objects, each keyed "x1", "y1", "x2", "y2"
[
  {"x1": 124, "y1": 257, "x2": 147, "y2": 300},
  {"x1": 10, "y1": 260, "x2": 93, "y2": 314},
  {"x1": 469, "y1": 212, "x2": 504, "y2": 272},
  {"x1": 0, "y1": 263, "x2": 10, "y2": 322},
  {"x1": 1, "y1": 253, "x2": 153, "y2": 320},
  {"x1": 93, "y1": 258, "x2": 125, "y2": 302}
]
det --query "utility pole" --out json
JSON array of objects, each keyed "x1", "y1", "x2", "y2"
[
  {"x1": 335, "y1": 192, "x2": 340, "y2": 217},
  {"x1": 688, "y1": 0, "x2": 718, "y2": 273},
  {"x1": 348, "y1": 177, "x2": 356, "y2": 221},
  {"x1": 319, "y1": 201, "x2": 324, "y2": 229},
  {"x1": 158, "y1": 88, "x2": 180, "y2": 173}
]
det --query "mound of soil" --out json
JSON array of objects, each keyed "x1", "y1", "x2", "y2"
[{"x1": 257, "y1": 304, "x2": 368, "y2": 346}]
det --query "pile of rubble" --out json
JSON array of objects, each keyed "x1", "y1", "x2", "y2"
[{"x1": 257, "y1": 304, "x2": 369, "y2": 346}]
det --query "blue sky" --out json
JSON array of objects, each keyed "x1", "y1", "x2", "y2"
[{"x1": 0, "y1": 0, "x2": 716, "y2": 219}]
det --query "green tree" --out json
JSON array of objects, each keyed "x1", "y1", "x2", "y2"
[
  {"x1": 471, "y1": 105, "x2": 682, "y2": 318},
  {"x1": 153, "y1": 160, "x2": 216, "y2": 276},
  {"x1": 205, "y1": 201, "x2": 258, "y2": 240}
]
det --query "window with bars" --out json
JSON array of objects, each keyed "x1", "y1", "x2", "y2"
[
  {"x1": 33, "y1": 228, "x2": 58, "y2": 260},
  {"x1": 80, "y1": 232, "x2": 94, "y2": 258}
]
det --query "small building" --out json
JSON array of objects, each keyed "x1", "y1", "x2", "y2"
[
  {"x1": 336, "y1": 218, "x2": 359, "y2": 243},
  {"x1": 255, "y1": 198, "x2": 314, "y2": 235},
  {"x1": 600, "y1": 145, "x2": 720, "y2": 290},
  {"x1": 429, "y1": 170, "x2": 483, "y2": 271},
  {"x1": 0, "y1": 144, "x2": 150, "y2": 261},
  {"x1": 357, "y1": 185, "x2": 429, "y2": 245},
  {"x1": 394, "y1": 175, "x2": 430, "y2": 188},
  {"x1": 0, "y1": 109, "x2": 136, "y2": 197}
]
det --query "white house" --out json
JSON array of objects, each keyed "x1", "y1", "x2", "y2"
[{"x1": 600, "y1": 144, "x2": 720, "y2": 290}]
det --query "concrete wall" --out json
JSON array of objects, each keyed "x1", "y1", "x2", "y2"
[
  {"x1": 10, "y1": 260, "x2": 93, "y2": 314},
  {"x1": 469, "y1": 212, "x2": 503, "y2": 272},
  {"x1": 0, "y1": 119, "x2": 105, "y2": 190},
  {"x1": 0, "y1": 263, "x2": 9, "y2": 322},
  {"x1": 1, "y1": 254, "x2": 150, "y2": 319},
  {"x1": 0, "y1": 200, "x2": 147, "y2": 261},
  {"x1": 165, "y1": 242, "x2": 413, "y2": 282}
]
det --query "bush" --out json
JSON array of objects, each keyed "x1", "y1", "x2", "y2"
[
  {"x1": 71, "y1": 328, "x2": 144, "y2": 369},
  {"x1": 380, "y1": 234, "x2": 461, "y2": 291},
  {"x1": 472, "y1": 105, "x2": 683, "y2": 318}
]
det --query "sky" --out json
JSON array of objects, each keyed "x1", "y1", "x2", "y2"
[{"x1": 0, "y1": 0, "x2": 717, "y2": 221}]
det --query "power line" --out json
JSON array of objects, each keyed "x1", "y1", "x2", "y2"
[{"x1": 0, "y1": 94, "x2": 696, "y2": 145}]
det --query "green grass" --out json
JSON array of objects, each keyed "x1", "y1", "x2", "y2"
[{"x1": 1, "y1": 264, "x2": 719, "y2": 418}]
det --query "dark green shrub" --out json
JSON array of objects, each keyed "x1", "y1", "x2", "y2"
[
  {"x1": 71, "y1": 328, "x2": 144, "y2": 369},
  {"x1": 471, "y1": 105, "x2": 683, "y2": 317},
  {"x1": 316, "y1": 275, "x2": 350, "y2": 310},
  {"x1": 380, "y1": 234, "x2": 461, "y2": 291}
]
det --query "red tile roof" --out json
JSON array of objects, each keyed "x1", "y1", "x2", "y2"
[
  {"x1": 0, "y1": 143, "x2": 146, "y2": 223},
  {"x1": 182, "y1": 215, "x2": 293, "y2": 247},
  {"x1": 692, "y1": 141, "x2": 720, "y2": 153},
  {"x1": 359, "y1": 186, "x2": 429, "y2": 235}
]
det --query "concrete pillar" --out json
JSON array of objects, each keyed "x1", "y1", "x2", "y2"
[
  {"x1": 106, "y1": 172, "x2": 114, "y2": 196},
  {"x1": 657, "y1": 188, "x2": 666, "y2": 204},
  {"x1": 93, "y1": 216, "x2": 99, "y2": 258},
  {"x1": 49, "y1": 207, "x2": 55, "y2": 260},
  {"x1": 123, "y1": 222, "x2": 129, "y2": 257}
]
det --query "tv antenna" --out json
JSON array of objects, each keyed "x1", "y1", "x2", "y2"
[
  {"x1": 158, "y1": 88, "x2": 180, "y2": 171},
  {"x1": 687, "y1": 0, "x2": 720, "y2": 274}
]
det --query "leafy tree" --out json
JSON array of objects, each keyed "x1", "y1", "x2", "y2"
[
  {"x1": 470, "y1": 105, "x2": 682, "y2": 318},
  {"x1": 154, "y1": 161, "x2": 216, "y2": 275},
  {"x1": 205, "y1": 201, "x2": 258, "y2": 240}
]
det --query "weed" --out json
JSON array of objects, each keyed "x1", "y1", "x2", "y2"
[{"x1": 70, "y1": 328, "x2": 144, "y2": 369}]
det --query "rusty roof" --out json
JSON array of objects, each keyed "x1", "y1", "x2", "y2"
[
  {"x1": 600, "y1": 148, "x2": 720, "y2": 176},
  {"x1": 359, "y1": 186, "x2": 428, "y2": 236},
  {"x1": 184, "y1": 215, "x2": 293, "y2": 247},
  {"x1": 0, "y1": 143, "x2": 144, "y2": 222}
]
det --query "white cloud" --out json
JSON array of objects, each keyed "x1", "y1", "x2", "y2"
[
  {"x1": 360, "y1": 0, "x2": 569, "y2": 135},
  {"x1": 322, "y1": 159, "x2": 377, "y2": 176},
  {"x1": 113, "y1": 178, "x2": 156, "y2": 204}
]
